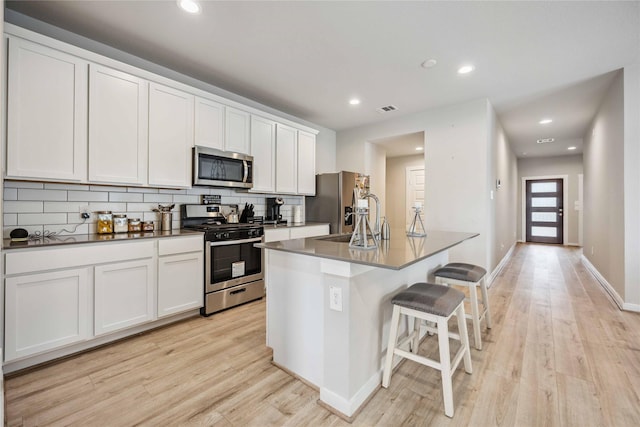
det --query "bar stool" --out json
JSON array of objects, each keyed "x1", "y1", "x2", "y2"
[
  {"x1": 382, "y1": 282, "x2": 472, "y2": 418},
  {"x1": 434, "y1": 263, "x2": 491, "y2": 350}
]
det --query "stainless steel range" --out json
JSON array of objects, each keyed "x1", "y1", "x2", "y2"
[{"x1": 181, "y1": 204, "x2": 264, "y2": 316}]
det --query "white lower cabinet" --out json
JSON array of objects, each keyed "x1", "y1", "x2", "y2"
[
  {"x1": 3, "y1": 235, "x2": 204, "y2": 366},
  {"x1": 263, "y1": 224, "x2": 329, "y2": 243},
  {"x1": 94, "y1": 258, "x2": 155, "y2": 336},
  {"x1": 4, "y1": 267, "x2": 92, "y2": 361},
  {"x1": 158, "y1": 238, "x2": 204, "y2": 317}
]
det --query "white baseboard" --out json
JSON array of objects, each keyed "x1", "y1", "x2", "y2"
[
  {"x1": 320, "y1": 371, "x2": 380, "y2": 418},
  {"x1": 580, "y1": 255, "x2": 640, "y2": 312},
  {"x1": 488, "y1": 243, "x2": 516, "y2": 288}
]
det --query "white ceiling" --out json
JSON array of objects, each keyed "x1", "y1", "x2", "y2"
[{"x1": 6, "y1": 1, "x2": 639, "y2": 158}]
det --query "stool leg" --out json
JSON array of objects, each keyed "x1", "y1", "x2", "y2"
[
  {"x1": 480, "y1": 278, "x2": 492, "y2": 329},
  {"x1": 469, "y1": 284, "x2": 482, "y2": 350},
  {"x1": 411, "y1": 317, "x2": 421, "y2": 353},
  {"x1": 437, "y1": 316, "x2": 454, "y2": 418},
  {"x1": 456, "y1": 304, "x2": 472, "y2": 374},
  {"x1": 382, "y1": 306, "x2": 401, "y2": 388}
]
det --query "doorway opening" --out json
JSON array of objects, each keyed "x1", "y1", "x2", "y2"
[{"x1": 525, "y1": 178, "x2": 564, "y2": 244}]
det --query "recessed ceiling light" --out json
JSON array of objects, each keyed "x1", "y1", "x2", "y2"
[
  {"x1": 522, "y1": 152, "x2": 527, "y2": 156},
  {"x1": 539, "y1": 118, "x2": 553, "y2": 125},
  {"x1": 536, "y1": 138, "x2": 555, "y2": 144},
  {"x1": 349, "y1": 98, "x2": 361, "y2": 106},
  {"x1": 457, "y1": 64, "x2": 475, "y2": 74},
  {"x1": 415, "y1": 146, "x2": 423, "y2": 151},
  {"x1": 178, "y1": 0, "x2": 201, "y2": 14},
  {"x1": 568, "y1": 146, "x2": 577, "y2": 150},
  {"x1": 421, "y1": 59, "x2": 437, "y2": 69}
]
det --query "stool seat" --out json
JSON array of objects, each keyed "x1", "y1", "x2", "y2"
[
  {"x1": 434, "y1": 262, "x2": 492, "y2": 351},
  {"x1": 382, "y1": 282, "x2": 472, "y2": 418},
  {"x1": 433, "y1": 263, "x2": 486, "y2": 283},
  {"x1": 392, "y1": 282, "x2": 464, "y2": 317}
]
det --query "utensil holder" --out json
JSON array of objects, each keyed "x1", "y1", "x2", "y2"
[{"x1": 161, "y1": 212, "x2": 173, "y2": 231}]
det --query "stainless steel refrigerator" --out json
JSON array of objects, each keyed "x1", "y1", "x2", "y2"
[{"x1": 305, "y1": 171, "x2": 363, "y2": 234}]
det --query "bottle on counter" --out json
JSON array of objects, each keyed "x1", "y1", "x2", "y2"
[
  {"x1": 128, "y1": 218, "x2": 142, "y2": 232},
  {"x1": 113, "y1": 214, "x2": 128, "y2": 233},
  {"x1": 381, "y1": 216, "x2": 391, "y2": 240},
  {"x1": 96, "y1": 211, "x2": 113, "y2": 234}
]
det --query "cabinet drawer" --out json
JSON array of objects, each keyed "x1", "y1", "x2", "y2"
[
  {"x1": 5, "y1": 240, "x2": 155, "y2": 275},
  {"x1": 158, "y1": 235, "x2": 203, "y2": 256},
  {"x1": 264, "y1": 228, "x2": 290, "y2": 243},
  {"x1": 290, "y1": 225, "x2": 329, "y2": 240}
]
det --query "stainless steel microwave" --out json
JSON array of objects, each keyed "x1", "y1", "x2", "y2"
[{"x1": 193, "y1": 146, "x2": 253, "y2": 189}]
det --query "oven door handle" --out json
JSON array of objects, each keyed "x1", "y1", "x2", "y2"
[{"x1": 208, "y1": 237, "x2": 263, "y2": 247}]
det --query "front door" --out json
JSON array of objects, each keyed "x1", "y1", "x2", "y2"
[{"x1": 526, "y1": 178, "x2": 564, "y2": 244}]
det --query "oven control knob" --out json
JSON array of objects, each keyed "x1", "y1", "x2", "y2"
[{"x1": 223, "y1": 232, "x2": 230, "y2": 239}]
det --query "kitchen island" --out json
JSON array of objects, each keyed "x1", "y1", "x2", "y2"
[{"x1": 257, "y1": 230, "x2": 478, "y2": 418}]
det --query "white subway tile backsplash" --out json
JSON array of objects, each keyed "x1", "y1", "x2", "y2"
[
  {"x1": 45, "y1": 183, "x2": 90, "y2": 191},
  {"x1": 143, "y1": 193, "x2": 173, "y2": 203},
  {"x1": 4, "y1": 214, "x2": 17, "y2": 226},
  {"x1": 4, "y1": 188, "x2": 18, "y2": 200},
  {"x1": 172, "y1": 195, "x2": 200, "y2": 204},
  {"x1": 44, "y1": 201, "x2": 86, "y2": 213},
  {"x1": 127, "y1": 187, "x2": 159, "y2": 193},
  {"x1": 5, "y1": 181, "x2": 44, "y2": 189},
  {"x1": 68, "y1": 190, "x2": 109, "y2": 202},
  {"x1": 3, "y1": 181, "x2": 305, "y2": 234},
  {"x1": 43, "y1": 223, "x2": 90, "y2": 236},
  {"x1": 88, "y1": 202, "x2": 128, "y2": 213},
  {"x1": 109, "y1": 192, "x2": 144, "y2": 202},
  {"x1": 3, "y1": 201, "x2": 44, "y2": 213},
  {"x1": 18, "y1": 213, "x2": 68, "y2": 226},
  {"x1": 18, "y1": 189, "x2": 67, "y2": 201}
]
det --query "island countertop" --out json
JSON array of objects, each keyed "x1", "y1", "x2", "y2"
[{"x1": 256, "y1": 229, "x2": 478, "y2": 270}]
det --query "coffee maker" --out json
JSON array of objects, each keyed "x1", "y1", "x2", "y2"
[{"x1": 266, "y1": 197, "x2": 286, "y2": 224}]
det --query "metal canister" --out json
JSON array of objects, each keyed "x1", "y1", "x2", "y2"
[{"x1": 381, "y1": 216, "x2": 391, "y2": 240}]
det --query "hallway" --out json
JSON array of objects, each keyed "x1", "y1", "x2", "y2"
[{"x1": 4, "y1": 244, "x2": 640, "y2": 426}]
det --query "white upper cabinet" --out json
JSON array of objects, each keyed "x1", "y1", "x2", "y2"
[
  {"x1": 250, "y1": 115, "x2": 276, "y2": 193},
  {"x1": 275, "y1": 123, "x2": 298, "y2": 194},
  {"x1": 88, "y1": 64, "x2": 148, "y2": 185},
  {"x1": 148, "y1": 83, "x2": 194, "y2": 188},
  {"x1": 297, "y1": 130, "x2": 316, "y2": 195},
  {"x1": 194, "y1": 96, "x2": 225, "y2": 150},
  {"x1": 225, "y1": 106, "x2": 251, "y2": 154},
  {"x1": 6, "y1": 37, "x2": 88, "y2": 182}
]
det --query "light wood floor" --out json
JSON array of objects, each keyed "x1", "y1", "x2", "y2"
[{"x1": 5, "y1": 243, "x2": 640, "y2": 426}]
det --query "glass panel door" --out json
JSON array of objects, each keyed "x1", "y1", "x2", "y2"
[{"x1": 526, "y1": 178, "x2": 563, "y2": 244}]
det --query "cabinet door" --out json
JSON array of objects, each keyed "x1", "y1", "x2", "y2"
[
  {"x1": 158, "y1": 252, "x2": 204, "y2": 318},
  {"x1": 289, "y1": 224, "x2": 329, "y2": 239},
  {"x1": 275, "y1": 124, "x2": 298, "y2": 194},
  {"x1": 195, "y1": 97, "x2": 225, "y2": 150},
  {"x1": 250, "y1": 116, "x2": 276, "y2": 193},
  {"x1": 225, "y1": 106, "x2": 251, "y2": 154},
  {"x1": 297, "y1": 131, "x2": 316, "y2": 195},
  {"x1": 89, "y1": 64, "x2": 148, "y2": 185},
  {"x1": 6, "y1": 37, "x2": 88, "y2": 182},
  {"x1": 4, "y1": 268, "x2": 92, "y2": 361},
  {"x1": 94, "y1": 258, "x2": 155, "y2": 336},
  {"x1": 148, "y1": 83, "x2": 194, "y2": 188},
  {"x1": 263, "y1": 228, "x2": 290, "y2": 243}
]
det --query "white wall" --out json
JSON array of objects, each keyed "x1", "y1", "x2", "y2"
[
  {"x1": 385, "y1": 154, "x2": 424, "y2": 229},
  {"x1": 490, "y1": 109, "x2": 518, "y2": 271},
  {"x1": 623, "y1": 64, "x2": 640, "y2": 307},
  {"x1": 517, "y1": 154, "x2": 583, "y2": 245},
  {"x1": 337, "y1": 99, "x2": 491, "y2": 269},
  {"x1": 584, "y1": 71, "x2": 625, "y2": 299}
]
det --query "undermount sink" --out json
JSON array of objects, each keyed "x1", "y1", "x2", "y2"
[{"x1": 314, "y1": 233, "x2": 353, "y2": 243}]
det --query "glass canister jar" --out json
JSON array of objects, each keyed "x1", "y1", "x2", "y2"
[
  {"x1": 96, "y1": 211, "x2": 113, "y2": 234},
  {"x1": 143, "y1": 221, "x2": 155, "y2": 232},
  {"x1": 113, "y1": 214, "x2": 128, "y2": 233},
  {"x1": 128, "y1": 218, "x2": 142, "y2": 232}
]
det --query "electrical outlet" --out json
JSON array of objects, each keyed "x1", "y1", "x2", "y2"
[
  {"x1": 79, "y1": 205, "x2": 90, "y2": 219},
  {"x1": 329, "y1": 286, "x2": 342, "y2": 312}
]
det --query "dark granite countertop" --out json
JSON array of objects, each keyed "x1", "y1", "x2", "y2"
[
  {"x1": 3, "y1": 229, "x2": 203, "y2": 250},
  {"x1": 256, "y1": 229, "x2": 478, "y2": 270}
]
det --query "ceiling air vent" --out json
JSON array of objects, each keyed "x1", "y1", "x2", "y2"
[
  {"x1": 536, "y1": 138, "x2": 555, "y2": 144},
  {"x1": 376, "y1": 105, "x2": 398, "y2": 113}
]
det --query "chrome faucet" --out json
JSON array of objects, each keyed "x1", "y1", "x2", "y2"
[{"x1": 364, "y1": 193, "x2": 381, "y2": 240}]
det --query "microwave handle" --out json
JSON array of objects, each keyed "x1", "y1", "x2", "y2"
[{"x1": 243, "y1": 160, "x2": 249, "y2": 183}]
